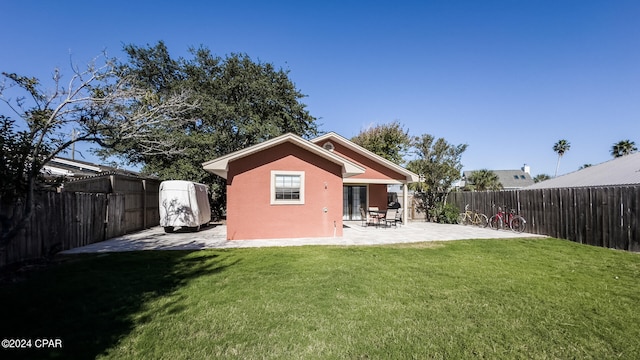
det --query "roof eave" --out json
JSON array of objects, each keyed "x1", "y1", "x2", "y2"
[
  {"x1": 312, "y1": 132, "x2": 419, "y2": 183},
  {"x1": 202, "y1": 133, "x2": 365, "y2": 179}
]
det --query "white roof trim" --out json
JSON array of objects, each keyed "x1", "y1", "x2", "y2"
[
  {"x1": 202, "y1": 133, "x2": 365, "y2": 179},
  {"x1": 50, "y1": 157, "x2": 102, "y2": 172},
  {"x1": 312, "y1": 132, "x2": 420, "y2": 183},
  {"x1": 343, "y1": 178, "x2": 405, "y2": 185},
  {"x1": 43, "y1": 165, "x2": 75, "y2": 176}
]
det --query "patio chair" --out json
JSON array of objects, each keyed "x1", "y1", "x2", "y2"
[
  {"x1": 394, "y1": 208, "x2": 403, "y2": 227},
  {"x1": 359, "y1": 207, "x2": 369, "y2": 227},
  {"x1": 384, "y1": 208, "x2": 398, "y2": 228}
]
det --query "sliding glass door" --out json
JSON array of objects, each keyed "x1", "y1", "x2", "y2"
[{"x1": 342, "y1": 185, "x2": 367, "y2": 220}]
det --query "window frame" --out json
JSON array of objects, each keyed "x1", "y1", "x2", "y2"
[{"x1": 270, "y1": 170, "x2": 305, "y2": 205}]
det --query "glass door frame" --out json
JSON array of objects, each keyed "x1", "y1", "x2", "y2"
[{"x1": 342, "y1": 185, "x2": 368, "y2": 221}]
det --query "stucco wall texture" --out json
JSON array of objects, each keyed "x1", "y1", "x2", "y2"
[{"x1": 226, "y1": 142, "x2": 344, "y2": 240}]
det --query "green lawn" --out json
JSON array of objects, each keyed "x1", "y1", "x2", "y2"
[{"x1": 1, "y1": 238, "x2": 639, "y2": 359}]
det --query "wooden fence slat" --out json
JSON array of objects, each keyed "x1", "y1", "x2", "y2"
[
  {"x1": 611, "y1": 187, "x2": 622, "y2": 250},
  {"x1": 620, "y1": 187, "x2": 630, "y2": 250},
  {"x1": 586, "y1": 188, "x2": 595, "y2": 246},
  {"x1": 630, "y1": 186, "x2": 640, "y2": 251}
]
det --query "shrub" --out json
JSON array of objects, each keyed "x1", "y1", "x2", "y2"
[{"x1": 428, "y1": 202, "x2": 460, "y2": 224}]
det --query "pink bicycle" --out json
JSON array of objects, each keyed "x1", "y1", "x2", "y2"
[{"x1": 489, "y1": 205, "x2": 526, "y2": 233}]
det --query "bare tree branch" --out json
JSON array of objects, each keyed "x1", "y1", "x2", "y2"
[{"x1": 0, "y1": 53, "x2": 199, "y2": 247}]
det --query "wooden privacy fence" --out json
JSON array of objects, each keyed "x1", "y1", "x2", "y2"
[
  {"x1": 1, "y1": 192, "x2": 106, "y2": 268},
  {"x1": 63, "y1": 174, "x2": 160, "y2": 234},
  {"x1": 447, "y1": 186, "x2": 640, "y2": 251},
  {"x1": 1, "y1": 175, "x2": 161, "y2": 268}
]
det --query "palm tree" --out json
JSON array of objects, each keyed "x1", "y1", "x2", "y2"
[
  {"x1": 467, "y1": 169, "x2": 502, "y2": 191},
  {"x1": 533, "y1": 174, "x2": 551, "y2": 183},
  {"x1": 553, "y1": 139, "x2": 571, "y2": 177},
  {"x1": 611, "y1": 140, "x2": 637, "y2": 158}
]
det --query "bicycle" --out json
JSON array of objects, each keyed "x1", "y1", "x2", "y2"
[
  {"x1": 457, "y1": 204, "x2": 488, "y2": 227},
  {"x1": 489, "y1": 205, "x2": 526, "y2": 233}
]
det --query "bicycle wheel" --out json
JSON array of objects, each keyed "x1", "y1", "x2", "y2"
[
  {"x1": 457, "y1": 213, "x2": 467, "y2": 225},
  {"x1": 510, "y1": 216, "x2": 527, "y2": 233},
  {"x1": 489, "y1": 215, "x2": 501, "y2": 230},
  {"x1": 477, "y1": 213, "x2": 489, "y2": 227}
]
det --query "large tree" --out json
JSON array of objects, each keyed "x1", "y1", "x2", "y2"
[
  {"x1": 407, "y1": 134, "x2": 467, "y2": 221},
  {"x1": 466, "y1": 169, "x2": 502, "y2": 191},
  {"x1": 350, "y1": 121, "x2": 411, "y2": 164},
  {"x1": 98, "y1": 42, "x2": 319, "y2": 218},
  {"x1": 611, "y1": 140, "x2": 637, "y2": 158},
  {"x1": 0, "y1": 54, "x2": 195, "y2": 246},
  {"x1": 553, "y1": 139, "x2": 570, "y2": 177}
]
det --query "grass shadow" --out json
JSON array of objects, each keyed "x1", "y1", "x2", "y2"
[{"x1": 0, "y1": 250, "x2": 234, "y2": 359}]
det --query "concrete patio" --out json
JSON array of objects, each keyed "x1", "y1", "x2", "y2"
[{"x1": 61, "y1": 221, "x2": 547, "y2": 254}]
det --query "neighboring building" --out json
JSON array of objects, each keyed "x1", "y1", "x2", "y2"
[
  {"x1": 42, "y1": 157, "x2": 146, "y2": 194},
  {"x1": 461, "y1": 165, "x2": 534, "y2": 190},
  {"x1": 44, "y1": 157, "x2": 139, "y2": 179},
  {"x1": 202, "y1": 132, "x2": 419, "y2": 240},
  {"x1": 526, "y1": 152, "x2": 640, "y2": 189}
]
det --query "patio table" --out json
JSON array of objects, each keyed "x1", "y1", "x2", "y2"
[{"x1": 368, "y1": 210, "x2": 387, "y2": 228}]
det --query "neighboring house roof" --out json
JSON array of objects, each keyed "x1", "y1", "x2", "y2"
[
  {"x1": 311, "y1": 132, "x2": 420, "y2": 183},
  {"x1": 526, "y1": 152, "x2": 640, "y2": 189},
  {"x1": 463, "y1": 169, "x2": 535, "y2": 189},
  {"x1": 43, "y1": 156, "x2": 139, "y2": 179},
  {"x1": 202, "y1": 133, "x2": 366, "y2": 179}
]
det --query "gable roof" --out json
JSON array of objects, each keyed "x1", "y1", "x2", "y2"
[
  {"x1": 202, "y1": 133, "x2": 366, "y2": 179},
  {"x1": 463, "y1": 169, "x2": 534, "y2": 189},
  {"x1": 526, "y1": 152, "x2": 640, "y2": 189},
  {"x1": 311, "y1": 132, "x2": 420, "y2": 183}
]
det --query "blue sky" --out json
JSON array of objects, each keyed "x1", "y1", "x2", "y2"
[{"x1": 1, "y1": 0, "x2": 639, "y2": 177}]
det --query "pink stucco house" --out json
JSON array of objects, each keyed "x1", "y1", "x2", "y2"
[{"x1": 202, "y1": 132, "x2": 418, "y2": 240}]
